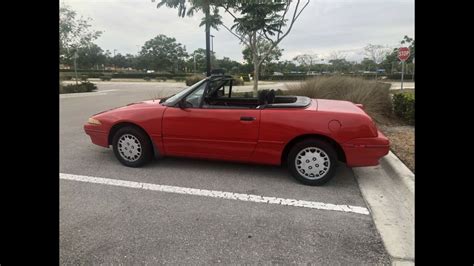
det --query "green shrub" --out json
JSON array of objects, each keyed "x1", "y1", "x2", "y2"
[
  {"x1": 392, "y1": 92, "x2": 415, "y2": 125},
  {"x1": 186, "y1": 75, "x2": 205, "y2": 86},
  {"x1": 285, "y1": 76, "x2": 393, "y2": 123},
  {"x1": 60, "y1": 69, "x2": 114, "y2": 73},
  {"x1": 60, "y1": 81, "x2": 98, "y2": 94},
  {"x1": 174, "y1": 76, "x2": 186, "y2": 82},
  {"x1": 99, "y1": 76, "x2": 112, "y2": 81},
  {"x1": 387, "y1": 73, "x2": 414, "y2": 81},
  {"x1": 144, "y1": 76, "x2": 151, "y2": 81}
]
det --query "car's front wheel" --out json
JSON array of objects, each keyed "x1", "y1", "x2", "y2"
[
  {"x1": 288, "y1": 139, "x2": 337, "y2": 186},
  {"x1": 112, "y1": 126, "x2": 153, "y2": 167}
]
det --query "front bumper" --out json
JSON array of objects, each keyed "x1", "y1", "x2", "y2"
[
  {"x1": 84, "y1": 124, "x2": 109, "y2": 147},
  {"x1": 342, "y1": 130, "x2": 390, "y2": 167}
]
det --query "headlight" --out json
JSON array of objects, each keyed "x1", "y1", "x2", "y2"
[{"x1": 88, "y1": 117, "x2": 102, "y2": 125}]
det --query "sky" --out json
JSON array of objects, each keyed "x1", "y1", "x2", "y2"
[{"x1": 61, "y1": 0, "x2": 414, "y2": 63}]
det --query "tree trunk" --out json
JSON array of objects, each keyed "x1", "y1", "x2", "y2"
[{"x1": 253, "y1": 60, "x2": 259, "y2": 97}]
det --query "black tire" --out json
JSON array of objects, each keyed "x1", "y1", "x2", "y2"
[
  {"x1": 112, "y1": 126, "x2": 153, "y2": 167},
  {"x1": 287, "y1": 139, "x2": 338, "y2": 186}
]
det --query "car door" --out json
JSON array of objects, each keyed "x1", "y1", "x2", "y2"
[{"x1": 162, "y1": 81, "x2": 261, "y2": 161}]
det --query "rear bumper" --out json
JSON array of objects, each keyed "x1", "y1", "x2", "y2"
[
  {"x1": 342, "y1": 130, "x2": 390, "y2": 167},
  {"x1": 84, "y1": 124, "x2": 109, "y2": 147}
]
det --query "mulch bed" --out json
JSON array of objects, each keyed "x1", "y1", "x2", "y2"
[{"x1": 378, "y1": 124, "x2": 415, "y2": 173}]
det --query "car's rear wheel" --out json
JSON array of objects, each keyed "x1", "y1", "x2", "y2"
[
  {"x1": 112, "y1": 126, "x2": 153, "y2": 167},
  {"x1": 288, "y1": 139, "x2": 337, "y2": 186}
]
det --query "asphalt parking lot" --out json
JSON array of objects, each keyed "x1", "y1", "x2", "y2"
[{"x1": 60, "y1": 81, "x2": 390, "y2": 264}]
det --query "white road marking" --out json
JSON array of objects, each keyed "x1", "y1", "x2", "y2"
[
  {"x1": 60, "y1": 173, "x2": 370, "y2": 215},
  {"x1": 59, "y1": 90, "x2": 117, "y2": 99},
  {"x1": 60, "y1": 92, "x2": 107, "y2": 98}
]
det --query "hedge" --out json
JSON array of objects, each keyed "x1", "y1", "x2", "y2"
[
  {"x1": 111, "y1": 73, "x2": 190, "y2": 79},
  {"x1": 60, "y1": 69, "x2": 115, "y2": 73},
  {"x1": 186, "y1": 75, "x2": 205, "y2": 86},
  {"x1": 173, "y1": 76, "x2": 186, "y2": 82},
  {"x1": 99, "y1": 76, "x2": 112, "y2": 81},
  {"x1": 392, "y1": 92, "x2": 415, "y2": 125},
  {"x1": 60, "y1": 81, "x2": 98, "y2": 94},
  {"x1": 386, "y1": 73, "x2": 415, "y2": 81},
  {"x1": 60, "y1": 70, "x2": 191, "y2": 80}
]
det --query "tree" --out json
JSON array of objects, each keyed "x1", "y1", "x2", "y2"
[
  {"x1": 364, "y1": 44, "x2": 391, "y2": 79},
  {"x1": 222, "y1": 1, "x2": 310, "y2": 96},
  {"x1": 154, "y1": 0, "x2": 223, "y2": 76},
  {"x1": 59, "y1": 5, "x2": 102, "y2": 65},
  {"x1": 138, "y1": 34, "x2": 188, "y2": 72},
  {"x1": 328, "y1": 50, "x2": 346, "y2": 61},
  {"x1": 75, "y1": 44, "x2": 106, "y2": 69},
  {"x1": 293, "y1": 54, "x2": 318, "y2": 71},
  {"x1": 186, "y1": 48, "x2": 217, "y2": 73},
  {"x1": 272, "y1": 60, "x2": 299, "y2": 73},
  {"x1": 242, "y1": 41, "x2": 283, "y2": 76},
  {"x1": 110, "y1": 53, "x2": 129, "y2": 69},
  {"x1": 155, "y1": 1, "x2": 310, "y2": 95},
  {"x1": 360, "y1": 58, "x2": 377, "y2": 72},
  {"x1": 328, "y1": 59, "x2": 352, "y2": 73},
  {"x1": 214, "y1": 56, "x2": 241, "y2": 75}
]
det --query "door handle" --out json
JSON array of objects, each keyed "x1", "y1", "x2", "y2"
[{"x1": 240, "y1": 116, "x2": 256, "y2": 121}]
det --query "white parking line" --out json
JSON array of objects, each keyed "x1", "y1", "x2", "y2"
[{"x1": 60, "y1": 173, "x2": 370, "y2": 215}]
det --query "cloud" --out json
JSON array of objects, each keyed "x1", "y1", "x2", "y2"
[{"x1": 63, "y1": 0, "x2": 414, "y2": 62}]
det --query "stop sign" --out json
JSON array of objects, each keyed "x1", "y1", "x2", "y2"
[{"x1": 398, "y1": 47, "x2": 410, "y2": 62}]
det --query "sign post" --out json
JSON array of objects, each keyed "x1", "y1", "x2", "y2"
[{"x1": 398, "y1": 47, "x2": 410, "y2": 92}]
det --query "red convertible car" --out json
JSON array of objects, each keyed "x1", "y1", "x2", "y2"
[{"x1": 84, "y1": 75, "x2": 389, "y2": 185}]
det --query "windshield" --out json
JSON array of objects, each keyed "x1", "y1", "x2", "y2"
[{"x1": 162, "y1": 79, "x2": 206, "y2": 104}]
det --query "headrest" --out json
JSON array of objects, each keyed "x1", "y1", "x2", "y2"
[
  {"x1": 267, "y1": 89, "x2": 276, "y2": 104},
  {"x1": 258, "y1": 90, "x2": 269, "y2": 104}
]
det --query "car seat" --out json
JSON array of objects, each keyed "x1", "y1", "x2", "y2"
[{"x1": 258, "y1": 90, "x2": 269, "y2": 105}]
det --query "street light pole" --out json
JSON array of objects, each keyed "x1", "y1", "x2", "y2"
[
  {"x1": 204, "y1": 0, "x2": 211, "y2": 76},
  {"x1": 210, "y1": 34, "x2": 215, "y2": 71}
]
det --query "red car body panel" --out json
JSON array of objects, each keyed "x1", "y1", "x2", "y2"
[{"x1": 84, "y1": 98, "x2": 389, "y2": 167}]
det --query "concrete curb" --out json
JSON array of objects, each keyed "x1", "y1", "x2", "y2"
[
  {"x1": 353, "y1": 151, "x2": 415, "y2": 265},
  {"x1": 380, "y1": 151, "x2": 415, "y2": 195}
]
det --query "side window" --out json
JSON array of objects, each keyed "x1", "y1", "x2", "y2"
[
  {"x1": 210, "y1": 80, "x2": 230, "y2": 98},
  {"x1": 184, "y1": 82, "x2": 206, "y2": 107}
]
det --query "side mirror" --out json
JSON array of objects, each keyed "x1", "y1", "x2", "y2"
[{"x1": 178, "y1": 98, "x2": 187, "y2": 109}]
